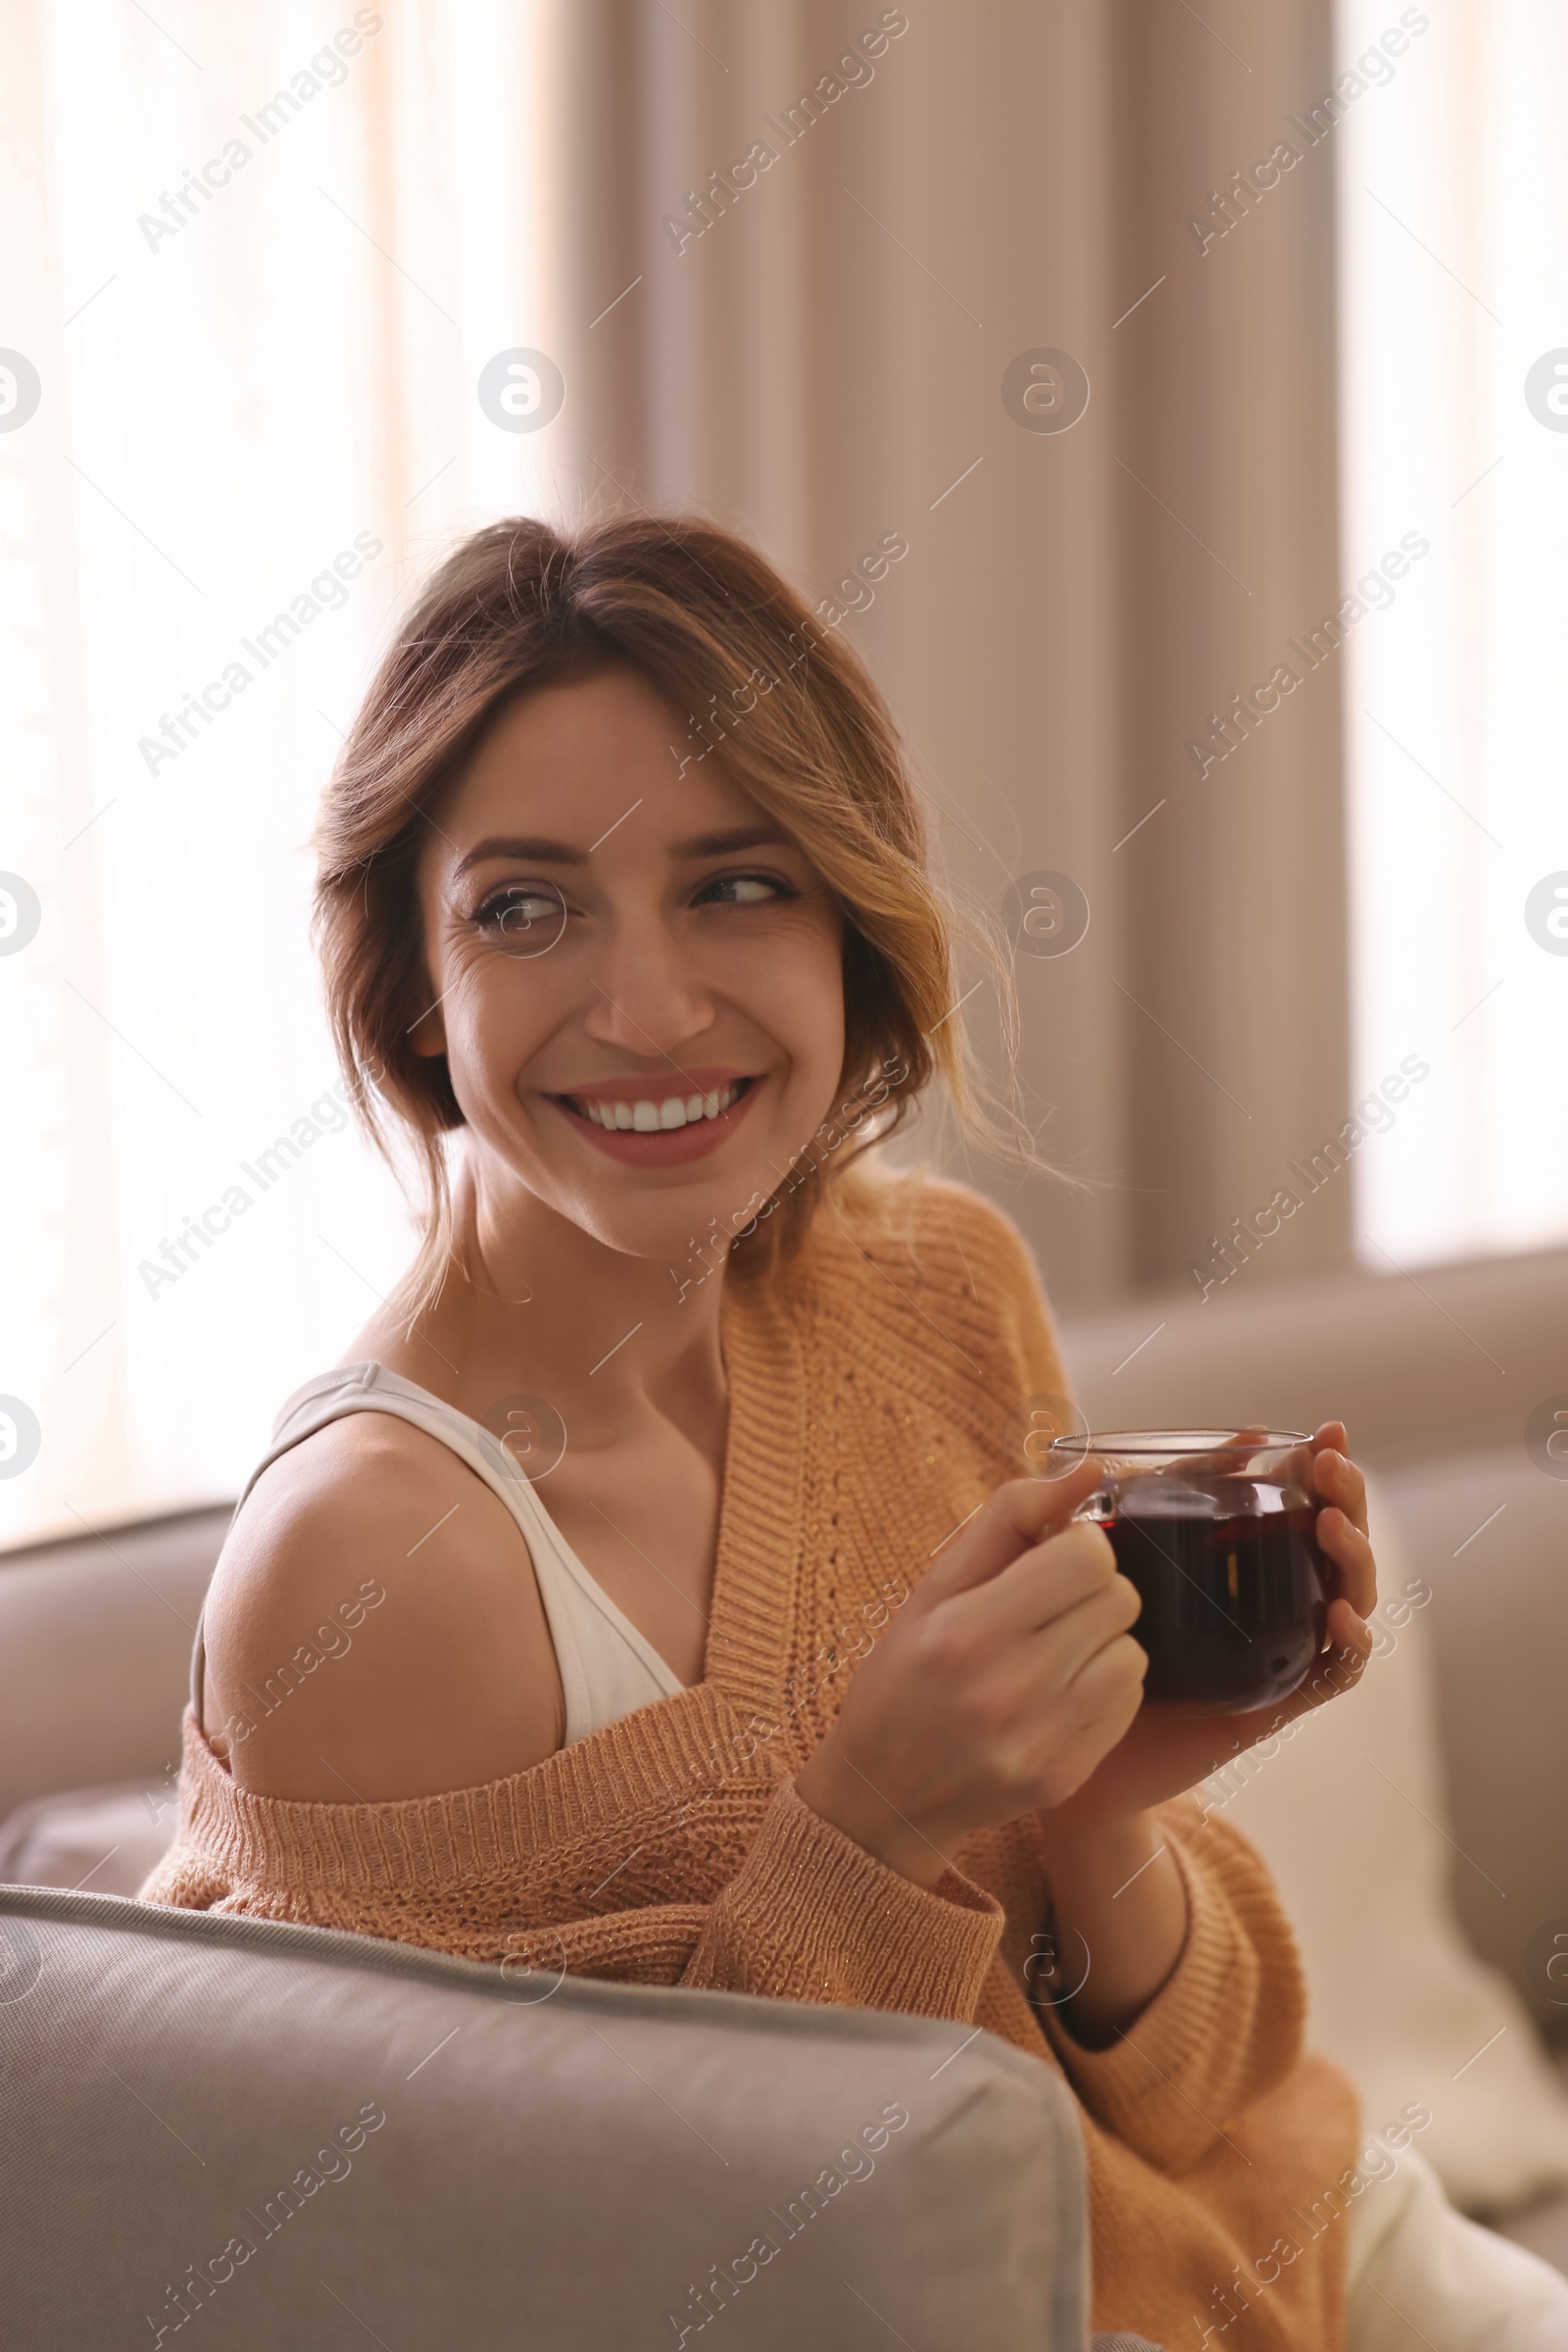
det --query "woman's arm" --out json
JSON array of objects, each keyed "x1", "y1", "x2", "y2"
[
  {"x1": 1031, "y1": 1810, "x2": 1188, "y2": 2046},
  {"x1": 1028, "y1": 1798, "x2": 1312, "y2": 2173},
  {"x1": 154, "y1": 1438, "x2": 1143, "y2": 2038},
  {"x1": 201, "y1": 1412, "x2": 566, "y2": 1800},
  {"x1": 151, "y1": 1628, "x2": 1011, "y2": 2031},
  {"x1": 949, "y1": 1187, "x2": 1370, "y2": 2154},
  {"x1": 167, "y1": 1415, "x2": 1012, "y2": 2027},
  {"x1": 677, "y1": 1777, "x2": 1005, "y2": 2018}
]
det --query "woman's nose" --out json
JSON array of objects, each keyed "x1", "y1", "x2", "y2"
[{"x1": 578, "y1": 916, "x2": 716, "y2": 1059}]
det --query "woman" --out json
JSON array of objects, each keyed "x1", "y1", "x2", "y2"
[{"x1": 143, "y1": 515, "x2": 1568, "y2": 2349}]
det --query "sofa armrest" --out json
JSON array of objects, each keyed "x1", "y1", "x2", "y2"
[
  {"x1": 0, "y1": 1885, "x2": 1091, "y2": 2349},
  {"x1": 0, "y1": 1505, "x2": 229, "y2": 1823}
]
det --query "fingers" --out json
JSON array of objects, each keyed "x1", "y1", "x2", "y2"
[
  {"x1": 995, "y1": 1590, "x2": 1147, "y2": 1790},
  {"x1": 1054, "y1": 1628, "x2": 1148, "y2": 1747},
  {"x1": 1309, "y1": 1422, "x2": 1376, "y2": 1619},
  {"x1": 971, "y1": 1517, "x2": 1128, "y2": 1642},
  {"x1": 1311, "y1": 1435, "x2": 1369, "y2": 1537},
  {"x1": 924, "y1": 1529, "x2": 1142, "y2": 1726},
  {"x1": 1038, "y1": 1575, "x2": 1146, "y2": 1695},
  {"x1": 1317, "y1": 1505, "x2": 1377, "y2": 1620},
  {"x1": 1218, "y1": 1598, "x2": 1374, "y2": 1743},
  {"x1": 1185, "y1": 1424, "x2": 1270, "y2": 1480},
  {"x1": 1292, "y1": 1597, "x2": 1376, "y2": 1718},
  {"x1": 922, "y1": 1460, "x2": 1103, "y2": 1601}
]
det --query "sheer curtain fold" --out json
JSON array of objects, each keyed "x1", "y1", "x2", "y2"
[
  {"x1": 1338, "y1": 0, "x2": 1568, "y2": 1268},
  {"x1": 3, "y1": 1, "x2": 557, "y2": 1544},
  {"x1": 3, "y1": 0, "x2": 1348, "y2": 1546}
]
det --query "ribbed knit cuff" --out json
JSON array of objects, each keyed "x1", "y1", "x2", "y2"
[
  {"x1": 683, "y1": 1779, "x2": 1004, "y2": 2024},
  {"x1": 1037, "y1": 1809, "x2": 1300, "y2": 2173}
]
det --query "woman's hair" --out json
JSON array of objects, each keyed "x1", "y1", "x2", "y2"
[{"x1": 313, "y1": 513, "x2": 1028, "y2": 1314}]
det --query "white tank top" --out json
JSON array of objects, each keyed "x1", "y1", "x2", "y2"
[{"x1": 189, "y1": 1361, "x2": 685, "y2": 1750}]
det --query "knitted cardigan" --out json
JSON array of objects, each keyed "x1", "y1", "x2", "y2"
[{"x1": 141, "y1": 1171, "x2": 1361, "y2": 2346}]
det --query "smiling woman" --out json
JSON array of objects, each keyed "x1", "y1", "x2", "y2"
[
  {"x1": 402, "y1": 669, "x2": 850, "y2": 1237},
  {"x1": 141, "y1": 511, "x2": 1395, "y2": 2350},
  {"x1": 312, "y1": 514, "x2": 990, "y2": 1307}
]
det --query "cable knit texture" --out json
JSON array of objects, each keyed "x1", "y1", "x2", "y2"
[{"x1": 142, "y1": 1170, "x2": 1361, "y2": 2346}]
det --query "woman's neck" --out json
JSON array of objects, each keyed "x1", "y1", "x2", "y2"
[{"x1": 352, "y1": 1149, "x2": 732, "y2": 1464}]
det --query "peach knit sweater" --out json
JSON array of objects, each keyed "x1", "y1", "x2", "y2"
[{"x1": 142, "y1": 1172, "x2": 1361, "y2": 2346}]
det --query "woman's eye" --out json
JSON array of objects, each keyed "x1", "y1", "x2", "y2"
[
  {"x1": 474, "y1": 886, "x2": 564, "y2": 935},
  {"x1": 700, "y1": 871, "x2": 793, "y2": 906}
]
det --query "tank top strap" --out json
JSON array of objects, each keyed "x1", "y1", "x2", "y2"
[{"x1": 187, "y1": 1362, "x2": 684, "y2": 1746}]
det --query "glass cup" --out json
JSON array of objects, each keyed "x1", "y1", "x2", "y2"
[{"x1": 1045, "y1": 1428, "x2": 1329, "y2": 1713}]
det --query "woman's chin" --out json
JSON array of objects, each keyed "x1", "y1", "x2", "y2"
[
  {"x1": 466, "y1": 1132, "x2": 771, "y2": 1254},
  {"x1": 557, "y1": 1160, "x2": 787, "y2": 1275},
  {"x1": 540, "y1": 1205, "x2": 750, "y2": 1284}
]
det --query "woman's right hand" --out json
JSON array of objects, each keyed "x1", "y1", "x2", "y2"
[{"x1": 793, "y1": 1457, "x2": 1148, "y2": 1887}]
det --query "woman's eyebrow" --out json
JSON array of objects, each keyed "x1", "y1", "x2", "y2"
[
  {"x1": 671, "y1": 824, "x2": 792, "y2": 858},
  {"x1": 455, "y1": 835, "x2": 585, "y2": 874},
  {"x1": 454, "y1": 823, "x2": 790, "y2": 875}
]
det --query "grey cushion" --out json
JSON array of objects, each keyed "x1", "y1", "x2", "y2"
[
  {"x1": 0, "y1": 1886, "x2": 1091, "y2": 2348},
  {"x1": 1375, "y1": 1445, "x2": 1568, "y2": 2038},
  {"x1": 0, "y1": 1775, "x2": 178, "y2": 1893},
  {"x1": 0, "y1": 1504, "x2": 229, "y2": 1825}
]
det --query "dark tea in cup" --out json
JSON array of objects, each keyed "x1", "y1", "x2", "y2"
[{"x1": 1046, "y1": 1429, "x2": 1329, "y2": 1712}]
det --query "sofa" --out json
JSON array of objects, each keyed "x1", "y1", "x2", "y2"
[
  {"x1": 4, "y1": 1236, "x2": 1567, "y2": 2335},
  {"x1": 0, "y1": 1883, "x2": 1092, "y2": 2348}
]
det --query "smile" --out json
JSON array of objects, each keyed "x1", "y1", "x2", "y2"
[
  {"x1": 547, "y1": 1074, "x2": 763, "y2": 1165},
  {"x1": 570, "y1": 1079, "x2": 746, "y2": 1132}
]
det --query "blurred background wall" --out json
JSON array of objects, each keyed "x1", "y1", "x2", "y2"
[{"x1": 2, "y1": 0, "x2": 1565, "y2": 1542}]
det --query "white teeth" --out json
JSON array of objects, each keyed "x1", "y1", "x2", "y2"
[{"x1": 576, "y1": 1081, "x2": 745, "y2": 1131}]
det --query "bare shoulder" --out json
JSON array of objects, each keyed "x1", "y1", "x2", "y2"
[{"x1": 201, "y1": 1409, "x2": 564, "y2": 1803}]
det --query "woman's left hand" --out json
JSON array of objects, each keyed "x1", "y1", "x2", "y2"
[{"x1": 1034, "y1": 1420, "x2": 1377, "y2": 1837}]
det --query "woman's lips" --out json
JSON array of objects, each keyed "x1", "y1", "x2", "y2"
[{"x1": 548, "y1": 1074, "x2": 765, "y2": 1165}]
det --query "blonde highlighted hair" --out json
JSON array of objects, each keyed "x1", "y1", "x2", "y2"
[{"x1": 312, "y1": 513, "x2": 1029, "y2": 1311}]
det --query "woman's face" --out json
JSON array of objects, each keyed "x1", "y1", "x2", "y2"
[{"x1": 411, "y1": 665, "x2": 848, "y2": 1264}]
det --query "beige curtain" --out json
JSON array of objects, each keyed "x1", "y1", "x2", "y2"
[{"x1": 543, "y1": 0, "x2": 1349, "y2": 1311}]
